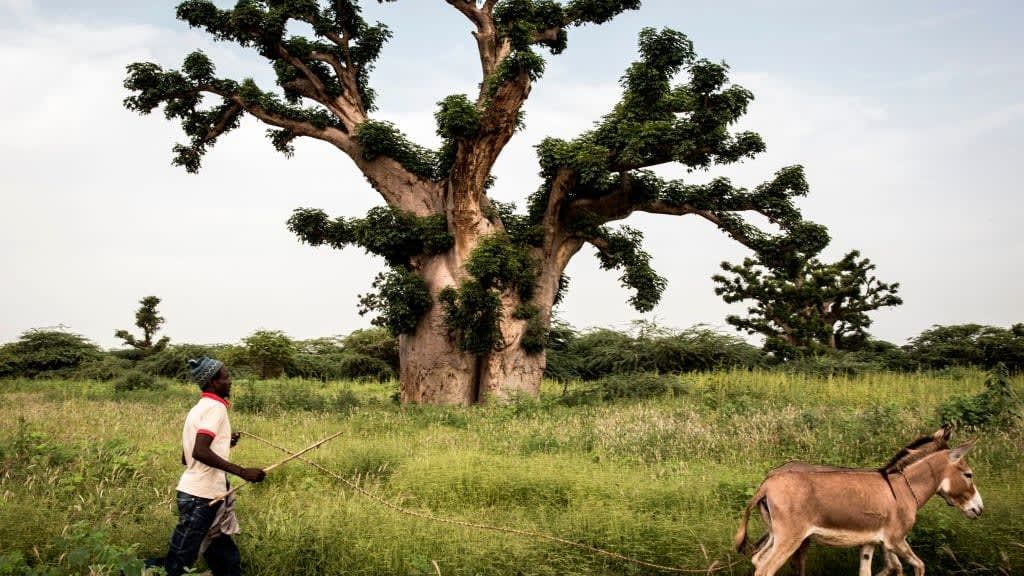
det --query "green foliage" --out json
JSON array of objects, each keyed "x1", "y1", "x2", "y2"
[
  {"x1": 288, "y1": 351, "x2": 394, "y2": 383},
  {"x1": 242, "y1": 330, "x2": 295, "y2": 379},
  {"x1": 288, "y1": 206, "x2": 453, "y2": 268},
  {"x1": 908, "y1": 323, "x2": 1024, "y2": 371},
  {"x1": 355, "y1": 120, "x2": 438, "y2": 180},
  {"x1": 559, "y1": 372, "x2": 684, "y2": 406},
  {"x1": 358, "y1": 268, "x2": 433, "y2": 335},
  {"x1": 440, "y1": 233, "x2": 543, "y2": 355},
  {"x1": 114, "y1": 295, "x2": 170, "y2": 355},
  {"x1": 340, "y1": 327, "x2": 400, "y2": 372},
  {"x1": 0, "y1": 329, "x2": 102, "y2": 379},
  {"x1": 589, "y1": 225, "x2": 665, "y2": 312},
  {"x1": 465, "y1": 232, "x2": 538, "y2": 299},
  {"x1": 939, "y1": 363, "x2": 1021, "y2": 429},
  {"x1": 0, "y1": 522, "x2": 148, "y2": 575},
  {"x1": 546, "y1": 322, "x2": 765, "y2": 381},
  {"x1": 520, "y1": 316, "x2": 548, "y2": 354},
  {"x1": 439, "y1": 282, "x2": 504, "y2": 355},
  {"x1": 434, "y1": 94, "x2": 481, "y2": 140},
  {"x1": 124, "y1": 0, "x2": 399, "y2": 169},
  {"x1": 112, "y1": 370, "x2": 166, "y2": 393},
  {"x1": 714, "y1": 250, "x2": 902, "y2": 358},
  {"x1": 289, "y1": 205, "x2": 447, "y2": 336},
  {"x1": 233, "y1": 381, "x2": 362, "y2": 415},
  {"x1": 72, "y1": 356, "x2": 133, "y2": 382}
]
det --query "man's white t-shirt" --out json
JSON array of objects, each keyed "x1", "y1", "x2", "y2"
[{"x1": 176, "y1": 392, "x2": 232, "y2": 499}]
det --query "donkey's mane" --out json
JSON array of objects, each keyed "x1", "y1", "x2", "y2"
[{"x1": 881, "y1": 434, "x2": 949, "y2": 473}]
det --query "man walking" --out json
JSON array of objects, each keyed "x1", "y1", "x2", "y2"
[{"x1": 158, "y1": 356, "x2": 266, "y2": 576}]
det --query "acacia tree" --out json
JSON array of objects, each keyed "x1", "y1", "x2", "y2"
[
  {"x1": 125, "y1": 0, "x2": 829, "y2": 404},
  {"x1": 713, "y1": 250, "x2": 902, "y2": 357},
  {"x1": 115, "y1": 295, "x2": 171, "y2": 354}
]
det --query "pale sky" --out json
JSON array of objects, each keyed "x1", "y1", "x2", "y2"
[{"x1": 1, "y1": 1, "x2": 1022, "y2": 349}]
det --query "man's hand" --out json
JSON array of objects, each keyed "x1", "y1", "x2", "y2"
[
  {"x1": 239, "y1": 467, "x2": 266, "y2": 483},
  {"x1": 230, "y1": 432, "x2": 240, "y2": 447}
]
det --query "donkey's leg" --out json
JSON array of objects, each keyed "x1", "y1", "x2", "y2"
[
  {"x1": 751, "y1": 500, "x2": 774, "y2": 568},
  {"x1": 859, "y1": 544, "x2": 875, "y2": 576},
  {"x1": 754, "y1": 535, "x2": 805, "y2": 576},
  {"x1": 875, "y1": 546, "x2": 903, "y2": 576},
  {"x1": 894, "y1": 539, "x2": 925, "y2": 576},
  {"x1": 790, "y1": 539, "x2": 810, "y2": 576},
  {"x1": 751, "y1": 532, "x2": 773, "y2": 566}
]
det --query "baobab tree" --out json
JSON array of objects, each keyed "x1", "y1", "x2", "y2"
[
  {"x1": 124, "y1": 0, "x2": 829, "y2": 404},
  {"x1": 713, "y1": 250, "x2": 902, "y2": 357}
]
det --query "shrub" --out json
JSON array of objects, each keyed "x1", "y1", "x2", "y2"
[
  {"x1": 939, "y1": 363, "x2": 1021, "y2": 429},
  {"x1": 550, "y1": 322, "x2": 764, "y2": 381},
  {"x1": 907, "y1": 323, "x2": 1024, "y2": 371},
  {"x1": 560, "y1": 372, "x2": 684, "y2": 405},
  {"x1": 73, "y1": 355, "x2": 133, "y2": 381},
  {"x1": 0, "y1": 522, "x2": 147, "y2": 575},
  {"x1": 0, "y1": 328, "x2": 102, "y2": 378},
  {"x1": 341, "y1": 328, "x2": 399, "y2": 373},
  {"x1": 336, "y1": 353, "x2": 394, "y2": 382},
  {"x1": 242, "y1": 330, "x2": 295, "y2": 379},
  {"x1": 113, "y1": 370, "x2": 166, "y2": 392},
  {"x1": 542, "y1": 320, "x2": 579, "y2": 381}
]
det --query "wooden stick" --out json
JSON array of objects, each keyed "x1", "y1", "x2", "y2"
[{"x1": 208, "y1": 430, "x2": 343, "y2": 506}]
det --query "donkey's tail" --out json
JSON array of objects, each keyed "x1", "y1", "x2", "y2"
[{"x1": 733, "y1": 484, "x2": 768, "y2": 554}]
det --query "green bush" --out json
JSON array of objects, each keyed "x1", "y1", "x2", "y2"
[
  {"x1": 560, "y1": 372, "x2": 684, "y2": 405},
  {"x1": 939, "y1": 364, "x2": 1021, "y2": 429},
  {"x1": 73, "y1": 355, "x2": 133, "y2": 381},
  {"x1": 340, "y1": 328, "x2": 399, "y2": 373},
  {"x1": 113, "y1": 370, "x2": 166, "y2": 392},
  {"x1": 232, "y1": 382, "x2": 362, "y2": 414},
  {"x1": 907, "y1": 323, "x2": 1024, "y2": 371},
  {"x1": 0, "y1": 522, "x2": 149, "y2": 575},
  {"x1": 242, "y1": 330, "x2": 295, "y2": 379},
  {"x1": 0, "y1": 329, "x2": 102, "y2": 379},
  {"x1": 549, "y1": 322, "x2": 764, "y2": 381}
]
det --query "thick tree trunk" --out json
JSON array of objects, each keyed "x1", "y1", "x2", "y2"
[
  {"x1": 398, "y1": 306, "x2": 546, "y2": 405},
  {"x1": 397, "y1": 249, "x2": 558, "y2": 405},
  {"x1": 398, "y1": 303, "x2": 479, "y2": 404}
]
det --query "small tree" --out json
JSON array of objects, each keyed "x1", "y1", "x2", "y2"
[
  {"x1": 0, "y1": 328, "x2": 103, "y2": 378},
  {"x1": 713, "y1": 250, "x2": 902, "y2": 357},
  {"x1": 115, "y1": 296, "x2": 170, "y2": 355},
  {"x1": 242, "y1": 330, "x2": 295, "y2": 379}
]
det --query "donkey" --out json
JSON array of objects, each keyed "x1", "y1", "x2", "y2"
[{"x1": 734, "y1": 428, "x2": 983, "y2": 576}]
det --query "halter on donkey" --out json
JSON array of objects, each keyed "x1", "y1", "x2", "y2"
[{"x1": 734, "y1": 427, "x2": 984, "y2": 576}]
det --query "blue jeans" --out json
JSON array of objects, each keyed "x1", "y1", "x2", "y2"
[{"x1": 159, "y1": 491, "x2": 241, "y2": 576}]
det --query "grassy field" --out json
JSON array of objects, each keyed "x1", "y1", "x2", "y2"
[{"x1": 1, "y1": 370, "x2": 1021, "y2": 575}]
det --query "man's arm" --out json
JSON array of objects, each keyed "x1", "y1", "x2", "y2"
[{"x1": 192, "y1": 433, "x2": 265, "y2": 482}]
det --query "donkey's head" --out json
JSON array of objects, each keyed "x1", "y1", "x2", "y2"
[{"x1": 935, "y1": 440, "x2": 984, "y2": 519}]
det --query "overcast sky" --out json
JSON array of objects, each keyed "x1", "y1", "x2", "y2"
[{"x1": 1, "y1": 0, "x2": 1022, "y2": 349}]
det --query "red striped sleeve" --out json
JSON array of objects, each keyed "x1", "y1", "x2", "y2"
[{"x1": 197, "y1": 429, "x2": 217, "y2": 438}]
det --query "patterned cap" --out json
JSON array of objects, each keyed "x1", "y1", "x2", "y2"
[{"x1": 187, "y1": 356, "x2": 224, "y2": 388}]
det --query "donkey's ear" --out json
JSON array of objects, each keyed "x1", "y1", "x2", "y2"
[
  {"x1": 935, "y1": 424, "x2": 953, "y2": 443},
  {"x1": 949, "y1": 440, "x2": 977, "y2": 462}
]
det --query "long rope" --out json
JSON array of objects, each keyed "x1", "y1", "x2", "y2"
[
  {"x1": 240, "y1": 431, "x2": 741, "y2": 574},
  {"x1": 209, "y1": 431, "x2": 343, "y2": 505}
]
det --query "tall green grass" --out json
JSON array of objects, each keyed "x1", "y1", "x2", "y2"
[{"x1": 0, "y1": 370, "x2": 1020, "y2": 575}]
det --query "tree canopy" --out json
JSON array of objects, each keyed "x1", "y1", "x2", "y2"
[
  {"x1": 125, "y1": 1, "x2": 836, "y2": 402},
  {"x1": 713, "y1": 250, "x2": 902, "y2": 357},
  {"x1": 115, "y1": 296, "x2": 170, "y2": 355}
]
